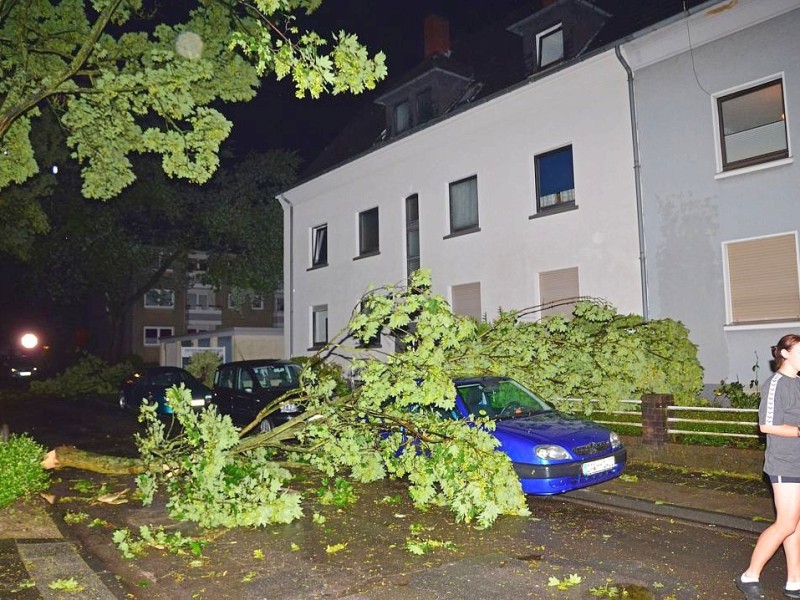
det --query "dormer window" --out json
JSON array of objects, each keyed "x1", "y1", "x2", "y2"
[
  {"x1": 417, "y1": 88, "x2": 433, "y2": 123},
  {"x1": 395, "y1": 100, "x2": 411, "y2": 133},
  {"x1": 537, "y1": 23, "x2": 564, "y2": 68}
]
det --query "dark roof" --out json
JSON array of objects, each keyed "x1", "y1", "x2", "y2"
[{"x1": 300, "y1": 0, "x2": 711, "y2": 180}]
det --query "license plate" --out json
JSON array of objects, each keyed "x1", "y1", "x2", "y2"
[
  {"x1": 582, "y1": 456, "x2": 615, "y2": 476},
  {"x1": 190, "y1": 399, "x2": 205, "y2": 407}
]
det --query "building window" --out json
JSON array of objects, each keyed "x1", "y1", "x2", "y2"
[
  {"x1": 717, "y1": 79, "x2": 788, "y2": 171},
  {"x1": 724, "y1": 233, "x2": 800, "y2": 324},
  {"x1": 144, "y1": 326, "x2": 174, "y2": 346},
  {"x1": 395, "y1": 100, "x2": 411, "y2": 133},
  {"x1": 537, "y1": 23, "x2": 564, "y2": 69},
  {"x1": 448, "y1": 175, "x2": 479, "y2": 235},
  {"x1": 358, "y1": 207, "x2": 380, "y2": 256},
  {"x1": 273, "y1": 292, "x2": 284, "y2": 327},
  {"x1": 417, "y1": 88, "x2": 433, "y2": 124},
  {"x1": 312, "y1": 305, "x2": 328, "y2": 348},
  {"x1": 451, "y1": 282, "x2": 481, "y2": 321},
  {"x1": 535, "y1": 146, "x2": 575, "y2": 211},
  {"x1": 311, "y1": 224, "x2": 327, "y2": 268},
  {"x1": 144, "y1": 288, "x2": 175, "y2": 309},
  {"x1": 187, "y1": 289, "x2": 213, "y2": 310},
  {"x1": 251, "y1": 295, "x2": 264, "y2": 310},
  {"x1": 227, "y1": 293, "x2": 240, "y2": 309},
  {"x1": 539, "y1": 267, "x2": 579, "y2": 318},
  {"x1": 406, "y1": 194, "x2": 420, "y2": 275}
]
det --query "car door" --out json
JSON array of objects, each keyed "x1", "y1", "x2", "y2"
[
  {"x1": 230, "y1": 365, "x2": 262, "y2": 427},
  {"x1": 213, "y1": 364, "x2": 237, "y2": 417}
]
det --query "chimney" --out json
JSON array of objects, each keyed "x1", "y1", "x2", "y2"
[
  {"x1": 542, "y1": 0, "x2": 557, "y2": 7},
  {"x1": 424, "y1": 14, "x2": 450, "y2": 57}
]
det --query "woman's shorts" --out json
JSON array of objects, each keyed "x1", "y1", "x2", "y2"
[{"x1": 767, "y1": 474, "x2": 800, "y2": 483}]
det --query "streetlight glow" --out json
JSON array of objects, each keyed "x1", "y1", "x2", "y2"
[{"x1": 20, "y1": 333, "x2": 39, "y2": 349}]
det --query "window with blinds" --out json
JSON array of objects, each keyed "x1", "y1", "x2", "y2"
[
  {"x1": 725, "y1": 233, "x2": 800, "y2": 324},
  {"x1": 539, "y1": 267, "x2": 579, "y2": 318},
  {"x1": 451, "y1": 282, "x2": 481, "y2": 321}
]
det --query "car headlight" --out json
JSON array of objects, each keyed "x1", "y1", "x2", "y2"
[
  {"x1": 610, "y1": 431, "x2": 621, "y2": 449},
  {"x1": 280, "y1": 402, "x2": 299, "y2": 413},
  {"x1": 535, "y1": 445, "x2": 571, "y2": 460}
]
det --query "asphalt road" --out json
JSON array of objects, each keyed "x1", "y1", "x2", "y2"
[{"x1": 0, "y1": 391, "x2": 781, "y2": 599}]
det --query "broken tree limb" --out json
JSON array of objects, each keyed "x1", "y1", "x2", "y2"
[{"x1": 42, "y1": 446, "x2": 146, "y2": 475}]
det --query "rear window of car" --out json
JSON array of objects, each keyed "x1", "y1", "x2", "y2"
[{"x1": 252, "y1": 364, "x2": 299, "y2": 388}]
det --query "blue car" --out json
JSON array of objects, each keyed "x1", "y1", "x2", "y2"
[
  {"x1": 118, "y1": 367, "x2": 212, "y2": 415},
  {"x1": 450, "y1": 376, "x2": 626, "y2": 495}
]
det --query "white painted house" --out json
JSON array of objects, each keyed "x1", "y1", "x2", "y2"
[{"x1": 279, "y1": 0, "x2": 656, "y2": 358}]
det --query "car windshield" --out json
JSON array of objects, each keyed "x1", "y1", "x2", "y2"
[
  {"x1": 456, "y1": 378, "x2": 552, "y2": 420},
  {"x1": 252, "y1": 364, "x2": 300, "y2": 388}
]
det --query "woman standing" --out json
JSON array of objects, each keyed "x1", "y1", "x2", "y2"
[{"x1": 738, "y1": 334, "x2": 800, "y2": 600}]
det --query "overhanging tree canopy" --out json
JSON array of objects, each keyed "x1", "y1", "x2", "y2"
[{"x1": 0, "y1": 0, "x2": 387, "y2": 200}]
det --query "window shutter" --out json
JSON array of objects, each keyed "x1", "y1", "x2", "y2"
[
  {"x1": 451, "y1": 282, "x2": 481, "y2": 321},
  {"x1": 539, "y1": 267, "x2": 579, "y2": 317},
  {"x1": 727, "y1": 233, "x2": 800, "y2": 323}
]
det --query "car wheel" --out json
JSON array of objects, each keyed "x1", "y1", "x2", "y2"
[
  {"x1": 118, "y1": 392, "x2": 128, "y2": 411},
  {"x1": 258, "y1": 418, "x2": 273, "y2": 433}
]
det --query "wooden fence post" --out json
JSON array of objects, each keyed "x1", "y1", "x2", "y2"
[{"x1": 641, "y1": 394, "x2": 671, "y2": 446}]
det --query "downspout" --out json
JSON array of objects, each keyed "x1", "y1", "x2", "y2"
[
  {"x1": 615, "y1": 45, "x2": 649, "y2": 321},
  {"x1": 277, "y1": 194, "x2": 294, "y2": 357}
]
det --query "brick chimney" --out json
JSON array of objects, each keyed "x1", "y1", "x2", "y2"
[
  {"x1": 424, "y1": 14, "x2": 450, "y2": 57},
  {"x1": 542, "y1": 0, "x2": 557, "y2": 7}
]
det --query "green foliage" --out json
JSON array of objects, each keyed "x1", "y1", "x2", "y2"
[
  {"x1": 0, "y1": 1, "x2": 386, "y2": 201},
  {"x1": 548, "y1": 574, "x2": 583, "y2": 590},
  {"x1": 290, "y1": 354, "x2": 349, "y2": 397},
  {"x1": 714, "y1": 379, "x2": 760, "y2": 409},
  {"x1": 465, "y1": 301, "x2": 703, "y2": 411},
  {"x1": 29, "y1": 354, "x2": 132, "y2": 397},
  {"x1": 112, "y1": 525, "x2": 207, "y2": 560},
  {"x1": 0, "y1": 434, "x2": 50, "y2": 507},
  {"x1": 131, "y1": 270, "x2": 703, "y2": 531},
  {"x1": 185, "y1": 351, "x2": 221, "y2": 388},
  {"x1": 135, "y1": 385, "x2": 302, "y2": 528},
  {"x1": 316, "y1": 477, "x2": 357, "y2": 507},
  {"x1": 47, "y1": 578, "x2": 84, "y2": 593},
  {"x1": 714, "y1": 352, "x2": 761, "y2": 409}
]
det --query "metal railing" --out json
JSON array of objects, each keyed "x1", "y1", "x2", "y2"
[{"x1": 567, "y1": 399, "x2": 761, "y2": 441}]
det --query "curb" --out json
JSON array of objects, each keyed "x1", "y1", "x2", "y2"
[{"x1": 564, "y1": 488, "x2": 770, "y2": 535}]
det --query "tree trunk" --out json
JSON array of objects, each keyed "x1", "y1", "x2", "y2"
[{"x1": 42, "y1": 446, "x2": 146, "y2": 475}]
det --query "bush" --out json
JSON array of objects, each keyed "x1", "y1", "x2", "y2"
[
  {"x1": 185, "y1": 351, "x2": 221, "y2": 388},
  {"x1": 291, "y1": 355, "x2": 350, "y2": 397},
  {"x1": 29, "y1": 353, "x2": 133, "y2": 398},
  {"x1": 0, "y1": 433, "x2": 50, "y2": 507}
]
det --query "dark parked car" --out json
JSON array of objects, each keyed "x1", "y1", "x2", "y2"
[
  {"x1": 450, "y1": 376, "x2": 626, "y2": 495},
  {"x1": 212, "y1": 360, "x2": 302, "y2": 433},
  {"x1": 5, "y1": 356, "x2": 40, "y2": 381},
  {"x1": 118, "y1": 367, "x2": 212, "y2": 415}
]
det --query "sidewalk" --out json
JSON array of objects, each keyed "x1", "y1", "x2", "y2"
[{"x1": 0, "y1": 464, "x2": 774, "y2": 599}]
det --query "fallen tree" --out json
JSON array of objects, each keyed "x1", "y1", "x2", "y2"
[{"x1": 39, "y1": 270, "x2": 703, "y2": 528}]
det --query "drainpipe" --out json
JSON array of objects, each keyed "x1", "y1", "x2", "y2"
[
  {"x1": 277, "y1": 194, "x2": 294, "y2": 357},
  {"x1": 615, "y1": 45, "x2": 649, "y2": 321}
]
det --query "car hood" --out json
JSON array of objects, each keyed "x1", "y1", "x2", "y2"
[{"x1": 493, "y1": 411, "x2": 612, "y2": 448}]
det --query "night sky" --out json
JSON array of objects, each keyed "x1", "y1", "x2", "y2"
[{"x1": 226, "y1": 0, "x2": 529, "y2": 164}]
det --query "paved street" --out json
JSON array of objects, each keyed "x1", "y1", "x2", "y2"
[{"x1": 0, "y1": 392, "x2": 781, "y2": 599}]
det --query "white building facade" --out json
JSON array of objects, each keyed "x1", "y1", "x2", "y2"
[{"x1": 280, "y1": 49, "x2": 643, "y2": 357}]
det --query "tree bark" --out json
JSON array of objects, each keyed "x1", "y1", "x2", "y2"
[{"x1": 42, "y1": 446, "x2": 146, "y2": 475}]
